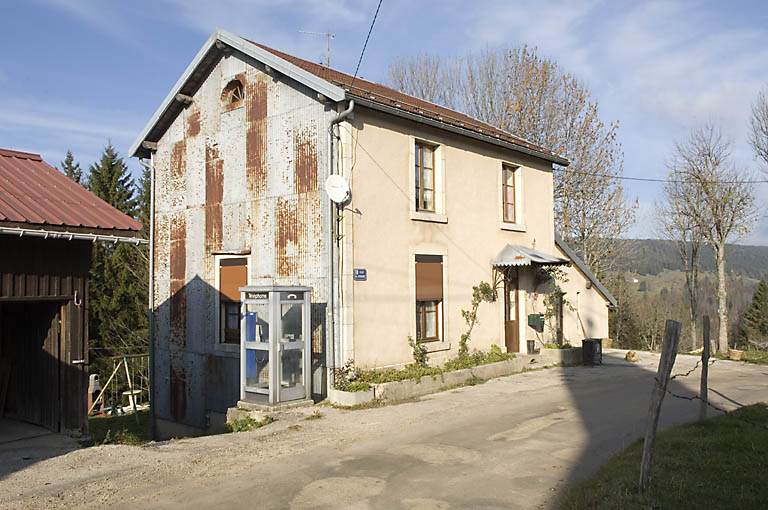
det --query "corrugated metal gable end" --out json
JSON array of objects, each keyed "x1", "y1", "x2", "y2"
[{"x1": 0, "y1": 149, "x2": 142, "y2": 232}]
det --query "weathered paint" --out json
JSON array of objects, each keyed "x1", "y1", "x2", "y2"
[
  {"x1": 205, "y1": 143, "x2": 223, "y2": 250},
  {"x1": 187, "y1": 109, "x2": 201, "y2": 138},
  {"x1": 150, "y1": 52, "x2": 334, "y2": 436},
  {"x1": 245, "y1": 70, "x2": 268, "y2": 197},
  {"x1": 169, "y1": 365, "x2": 187, "y2": 422},
  {"x1": 294, "y1": 127, "x2": 318, "y2": 194},
  {"x1": 170, "y1": 140, "x2": 186, "y2": 181},
  {"x1": 169, "y1": 213, "x2": 186, "y2": 345}
]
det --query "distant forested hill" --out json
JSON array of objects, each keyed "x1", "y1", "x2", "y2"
[{"x1": 618, "y1": 239, "x2": 768, "y2": 280}]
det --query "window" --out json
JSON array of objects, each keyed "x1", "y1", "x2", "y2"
[
  {"x1": 221, "y1": 79, "x2": 244, "y2": 106},
  {"x1": 502, "y1": 164, "x2": 517, "y2": 223},
  {"x1": 415, "y1": 142, "x2": 436, "y2": 212},
  {"x1": 219, "y1": 257, "x2": 247, "y2": 344},
  {"x1": 415, "y1": 255, "x2": 443, "y2": 343}
]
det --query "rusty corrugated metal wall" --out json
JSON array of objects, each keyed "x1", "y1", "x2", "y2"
[{"x1": 152, "y1": 52, "x2": 332, "y2": 431}]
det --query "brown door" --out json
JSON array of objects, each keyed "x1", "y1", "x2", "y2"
[{"x1": 504, "y1": 277, "x2": 519, "y2": 353}]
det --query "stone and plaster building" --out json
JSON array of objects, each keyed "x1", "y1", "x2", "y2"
[{"x1": 131, "y1": 28, "x2": 615, "y2": 437}]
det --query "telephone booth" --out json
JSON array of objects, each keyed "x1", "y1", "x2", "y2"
[{"x1": 239, "y1": 286, "x2": 312, "y2": 405}]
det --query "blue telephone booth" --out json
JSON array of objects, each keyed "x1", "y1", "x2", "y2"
[{"x1": 239, "y1": 286, "x2": 312, "y2": 405}]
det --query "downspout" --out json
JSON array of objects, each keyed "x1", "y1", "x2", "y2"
[
  {"x1": 328, "y1": 99, "x2": 355, "y2": 386},
  {"x1": 138, "y1": 157, "x2": 156, "y2": 440}
]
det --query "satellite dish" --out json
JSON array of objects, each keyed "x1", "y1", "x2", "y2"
[{"x1": 325, "y1": 174, "x2": 350, "y2": 204}]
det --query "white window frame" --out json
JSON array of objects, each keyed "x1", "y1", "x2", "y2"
[
  {"x1": 410, "y1": 136, "x2": 447, "y2": 223},
  {"x1": 214, "y1": 254, "x2": 250, "y2": 353},
  {"x1": 498, "y1": 161, "x2": 525, "y2": 232}
]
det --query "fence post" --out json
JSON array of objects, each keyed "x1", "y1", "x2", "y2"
[
  {"x1": 639, "y1": 320, "x2": 681, "y2": 494},
  {"x1": 699, "y1": 316, "x2": 710, "y2": 421}
]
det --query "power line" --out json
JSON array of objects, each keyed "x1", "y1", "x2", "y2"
[
  {"x1": 351, "y1": 0, "x2": 383, "y2": 87},
  {"x1": 552, "y1": 167, "x2": 768, "y2": 185}
]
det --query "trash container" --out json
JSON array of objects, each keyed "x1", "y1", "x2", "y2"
[
  {"x1": 582, "y1": 339, "x2": 602, "y2": 365},
  {"x1": 527, "y1": 340, "x2": 537, "y2": 354}
]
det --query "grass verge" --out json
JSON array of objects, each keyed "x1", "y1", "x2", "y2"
[
  {"x1": 561, "y1": 403, "x2": 768, "y2": 510},
  {"x1": 85, "y1": 410, "x2": 150, "y2": 446}
]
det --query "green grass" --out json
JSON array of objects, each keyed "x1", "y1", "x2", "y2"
[
  {"x1": 345, "y1": 345, "x2": 516, "y2": 388},
  {"x1": 712, "y1": 350, "x2": 768, "y2": 365},
  {"x1": 226, "y1": 415, "x2": 275, "y2": 433},
  {"x1": 740, "y1": 350, "x2": 768, "y2": 365},
  {"x1": 561, "y1": 403, "x2": 768, "y2": 510},
  {"x1": 86, "y1": 410, "x2": 150, "y2": 446}
]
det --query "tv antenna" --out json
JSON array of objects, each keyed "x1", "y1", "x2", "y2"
[{"x1": 298, "y1": 30, "x2": 336, "y2": 67}]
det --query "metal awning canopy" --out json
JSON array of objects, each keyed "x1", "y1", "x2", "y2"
[{"x1": 492, "y1": 244, "x2": 569, "y2": 268}]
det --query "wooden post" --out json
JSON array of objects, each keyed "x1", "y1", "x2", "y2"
[
  {"x1": 87, "y1": 359, "x2": 125, "y2": 415},
  {"x1": 639, "y1": 320, "x2": 681, "y2": 494},
  {"x1": 123, "y1": 356, "x2": 140, "y2": 424},
  {"x1": 699, "y1": 316, "x2": 710, "y2": 421}
]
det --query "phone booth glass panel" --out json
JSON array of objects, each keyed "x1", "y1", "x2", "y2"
[{"x1": 240, "y1": 286, "x2": 311, "y2": 405}]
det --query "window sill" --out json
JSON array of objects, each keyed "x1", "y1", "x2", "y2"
[
  {"x1": 214, "y1": 343, "x2": 240, "y2": 357},
  {"x1": 500, "y1": 222, "x2": 526, "y2": 232},
  {"x1": 411, "y1": 211, "x2": 448, "y2": 224},
  {"x1": 422, "y1": 341, "x2": 451, "y2": 353}
]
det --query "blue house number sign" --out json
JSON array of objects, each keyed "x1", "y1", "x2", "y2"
[{"x1": 353, "y1": 268, "x2": 367, "y2": 281}]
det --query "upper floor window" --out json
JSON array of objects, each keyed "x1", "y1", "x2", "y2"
[
  {"x1": 415, "y1": 142, "x2": 436, "y2": 212},
  {"x1": 502, "y1": 164, "x2": 517, "y2": 223},
  {"x1": 221, "y1": 79, "x2": 244, "y2": 107}
]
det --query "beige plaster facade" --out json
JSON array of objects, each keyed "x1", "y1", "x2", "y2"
[{"x1": 336, "y1": 107, "x2": 606, "y2": 369}]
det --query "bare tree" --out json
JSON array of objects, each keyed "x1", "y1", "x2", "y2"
[
  {"x1": 669, "y1": 123, "x2": 757, "y2": 352},
  {"x1": 657, "y1": 179, "x2": 703, "y2": 350},
  {"x1": 750, "y1": 84, "x2": 768, "y2": 169},
  {"x1": 387, "y1": 46, "x2": 636, "y2": 279},
  {"x1": 387, "y1": 53, "x2": 460, "y2": 109}
]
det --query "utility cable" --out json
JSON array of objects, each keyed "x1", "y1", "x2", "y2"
[
  {"x1": 552, "y1": 167, "x2": 768, "y2": 185},
  {"x1": 351, "y1": 0, "x2": 383, "y2": 88}
]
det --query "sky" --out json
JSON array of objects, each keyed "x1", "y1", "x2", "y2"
[{"x1": 2, "y1": 0, "x2": 767, "y2": 243}]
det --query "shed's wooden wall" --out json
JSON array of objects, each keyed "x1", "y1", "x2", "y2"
[{"x1": 0, "y1": 235, "x2": 91, "y2": 434}]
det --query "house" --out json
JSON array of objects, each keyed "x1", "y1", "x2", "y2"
[
  {"x1": 130, "y1": 28, "x2": 614, "y2": 438},
  {"x1": 0, "y1": 149, "x2": 143, "y2": 436}
]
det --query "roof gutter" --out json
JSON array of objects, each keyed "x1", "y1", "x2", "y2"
[
  {"x1": 0, "y1": 226, "x2": 146, "y2": 245},
  {"x1": 138, "y1": 158, "x2": 156, "y2": 441},
  {"x1": 327, "y1": 99, "x2": 354, "y2": 379},
  {"x1": 350, "y1": 96, "x2": 570, "y2": 167}
]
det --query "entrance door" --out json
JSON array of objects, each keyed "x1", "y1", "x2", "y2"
[
  {"x1": 504, "y1": 277, "x2": 519, "y2": 353},
  {"x1": 278, "y1": 299, "x2": 306, "y2": 402},
  {"x1": 0, "y1": 302, "x2": 60, "y2": 430}
]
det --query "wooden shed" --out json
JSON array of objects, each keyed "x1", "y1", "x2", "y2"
[{"x1": 0, "y1": 149, "x2": 143, "y2": 435}]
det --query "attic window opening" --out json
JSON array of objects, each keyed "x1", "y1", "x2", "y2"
[{"x1": 222, "y1": 79, "x2": 244, "y2": 106}]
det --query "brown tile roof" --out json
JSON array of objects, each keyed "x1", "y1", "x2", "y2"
[
  {"x1": 0, "y1": 149, "x2": 142, "y2": 233},
  {"x1": 248, "y1": 40, "x2": 564, "y2": 162}
]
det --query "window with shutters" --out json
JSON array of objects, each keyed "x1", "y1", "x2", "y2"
[
  {"x1": 415, "y1": 254, "x2": 443, "y2": 343},
  {"x1": 218, "y1": 257, "x2": 248, "y2": 344}
]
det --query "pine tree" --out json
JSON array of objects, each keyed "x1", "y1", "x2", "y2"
[
  {"x1": 87, "y1": 143, "x2": 147, "y2": 383},
  {"x1": 87, "y1": 141, "x2": 136, "y2": 215},
  {"x1": 58, "y1": 149, "x2": 83, "y2": 185},
  {"x1": 739, "y1": 280, "x2": 768, "y2": 349}
]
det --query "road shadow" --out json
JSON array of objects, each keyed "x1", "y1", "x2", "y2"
[{"x1": 547, "y1": 349, "x2": 738, "y2": 508}]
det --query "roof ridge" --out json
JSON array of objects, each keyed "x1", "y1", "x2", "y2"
[{"x1": 0, "y1": 148, "x2": 42, "y2": 160}]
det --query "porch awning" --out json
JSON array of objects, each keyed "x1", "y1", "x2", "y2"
[{"x1": 492, "y1": 244, "x2": 569, "y2": 268}]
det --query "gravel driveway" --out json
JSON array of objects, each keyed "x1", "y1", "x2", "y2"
[{"x1": 2, "y1": 350, "x2": 766, "y2": 509}]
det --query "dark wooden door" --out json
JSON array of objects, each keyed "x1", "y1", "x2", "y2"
[
  {"x1": 1, "y1": 302, "x2": 61, "y2": 430},
  {"x1": 504, "y1": 277, "x2": 519, "y2": 353}
]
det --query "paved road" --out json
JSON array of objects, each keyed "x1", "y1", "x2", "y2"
[{"x1": 3, "y1": 350, "x2": 767, "y2": 509}]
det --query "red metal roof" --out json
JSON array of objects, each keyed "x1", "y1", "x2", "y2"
[
  {"x1": 0, "y1": 149, "x2": 142, "y2": 233},
  {"x1": 248, "y1": 40, "x2": 563, "y2": 162}
]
